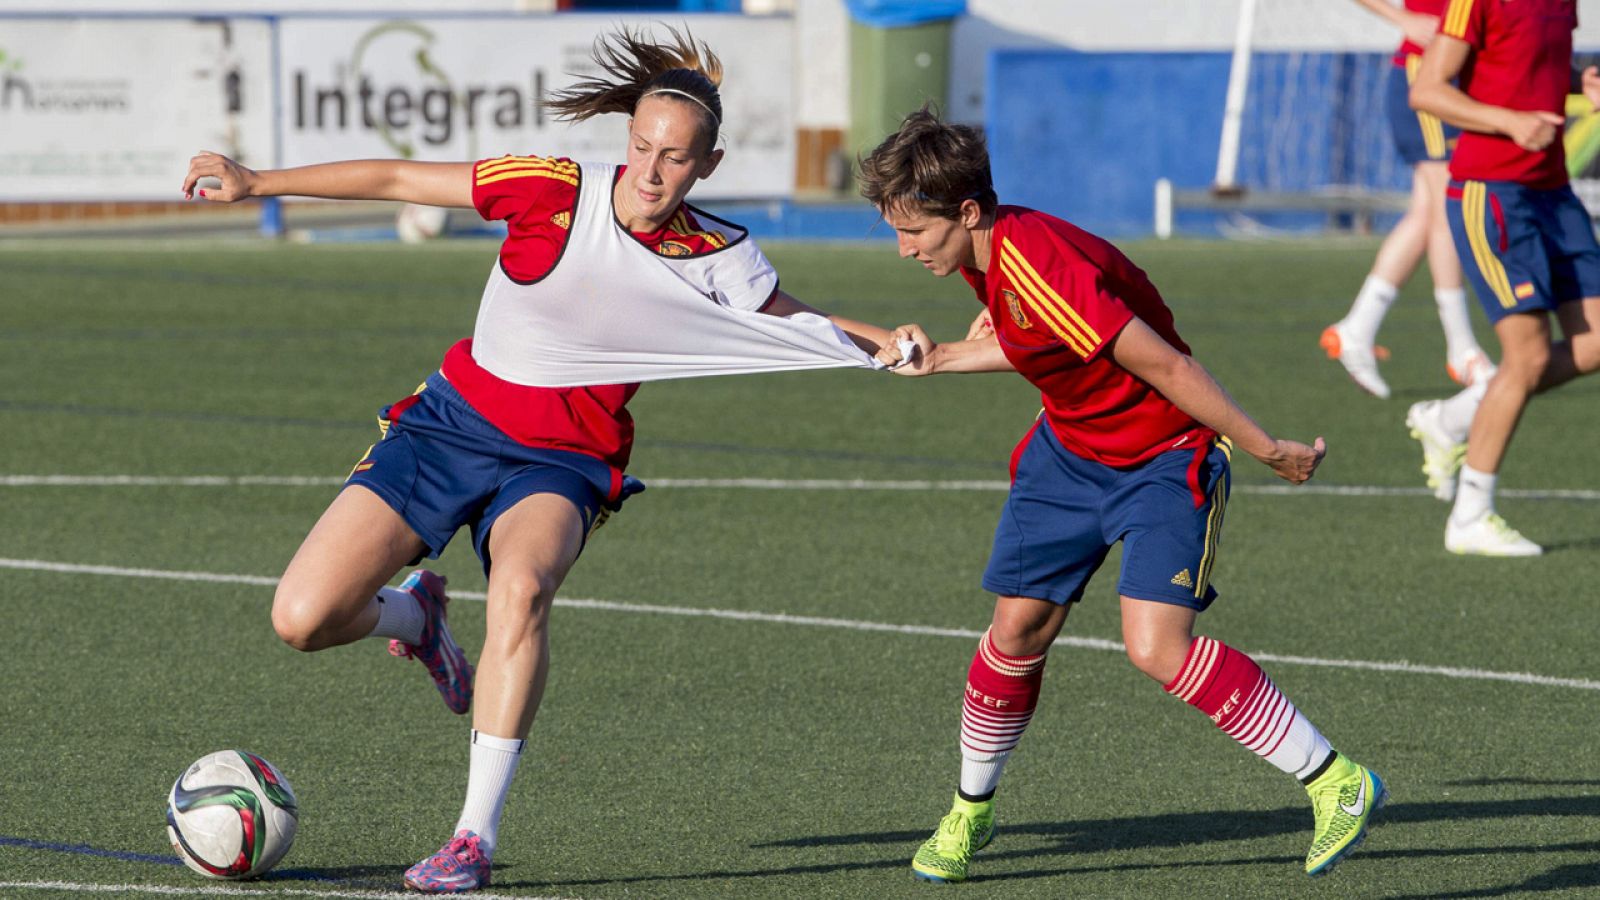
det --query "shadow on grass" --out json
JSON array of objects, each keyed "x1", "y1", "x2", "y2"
[
  {"x1": 1444, "y1": 777, "x2": 1600, "y2": 788},
  {"x1": 1541, "y1": 533, "x2": 1600, "y2": 553},
  {"x1": 1382, "y1": 856, "x2": 1600, "y2": 899},
  {"x1": 496, "y1": 794, "x2": 1599, "y2": 891}
]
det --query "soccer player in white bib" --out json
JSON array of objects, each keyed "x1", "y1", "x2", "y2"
[{"x1": 182, "y1": 28, "x2": 897, "y2": 893}]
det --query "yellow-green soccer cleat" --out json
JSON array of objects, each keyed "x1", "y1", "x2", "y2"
[
  {"x1": 911, "y1": 794, "x2": 995, "y2": 884},
  {"x1": 1305, "y1": 755, "x2": 1388, "y2": 877}
]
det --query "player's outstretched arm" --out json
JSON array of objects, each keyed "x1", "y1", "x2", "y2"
[
  {"x1": 1109, "y1": 317, "x2": 1325, "y2": 485},
  {"x1": 761, "y1": 289, "x2": 892, "y2": 354},
  {"x1": 182, "y1": 152, "x2": 475, "y2": 208}
]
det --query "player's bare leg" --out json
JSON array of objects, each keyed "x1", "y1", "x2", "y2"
[
  {"x1": 1449, "y1": 297, "x2": 1600, "y2": 555},
  {"x1": 1323, "y1": 168, "x2": 1430, "y2": 398},
  {"x1": 1447, "y1": 313, "x2": 1549, "y2": 555},
  {"x1": 272, "y1": 485, "x2": 428, "y2": 651},
  {"x1": 405, "y1": 492, "x2": 586, "y2": 893},
  {"x1": 475, "y1": 492, "x2": 585, "y2": 739}
]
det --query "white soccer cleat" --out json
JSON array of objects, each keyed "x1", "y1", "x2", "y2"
[
  {"x1": 1405, "y1": 400, "x2": 1466, "y2": 502},
  {"x1": 1445, "y1": 512, "x2": 1543, "y2": 557},
  {"x1": 1447, "y1": 349, "x2": 1496, "y2": 388},
  {"x1": 1320, "y1": 323, "x2": 1391, "y2": 399}
]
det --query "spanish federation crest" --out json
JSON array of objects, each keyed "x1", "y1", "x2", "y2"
[
  {"x1": 658, "y1": 239, "x2": 694, "y2": 257},
  {"x1": 1003, "y1": 289, "x2": 1031, "y2": 329}
]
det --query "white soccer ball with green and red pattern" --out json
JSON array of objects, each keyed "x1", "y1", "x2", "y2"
[{"x1": 165, "y1": 750, "x2": 299, "y2": 879}]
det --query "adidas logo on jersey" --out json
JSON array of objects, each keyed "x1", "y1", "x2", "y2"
[
  {"x1": 1171, "y1": 568, "x2": 1194, "y2": 588},
  {"x1": 550, "y1": 211, "x2": 572, "y2": 229}
]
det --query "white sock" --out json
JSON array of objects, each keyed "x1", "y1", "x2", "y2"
[
  {"x1": 368, "y1": 586, "x2": 424, "y2": 644},
  {"x1": 959, "y1": 753, "x2": 1010, "y2": 799},
  {"x1": 1343, "y1": 275, "x2": 1399, "y2": 345},
  {"x1": 455, "y1": 730, "x2": 525, "y2": 857},
  {"x1": 1437, "y1": 379, "x2": 1487, "y2": 443},
  {"x1": 1434, "y1": 287, "x2": 1479, "y2": 361},
  {"x1": 1279, "y1": 712, "x2": 1335, "y2": 781},
  {"x1": 1452, "y1": 464, "x2": 1497, "y2": 523}
]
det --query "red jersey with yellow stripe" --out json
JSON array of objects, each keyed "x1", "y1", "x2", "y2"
[
  {"x1": 439, "y1": 154, "x2": 745, "y2": 476},
  {"x1": 961, "y1": 206, "x2": 1215, "y2": 468},
  {"x1": 1396, "y1": 0, "x2": 1448, "y2": 64},
  {"x1": 1440, "y1": 0, "x2": 1576, "y2": 188}
]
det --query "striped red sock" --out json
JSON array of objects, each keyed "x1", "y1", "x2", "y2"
[
  {"x1": 1164, "y1": 636, "x2": 1331, "y2": 780},
  {"x1": 959, "y1": 629, "x2": 1047, "y2": 798}
]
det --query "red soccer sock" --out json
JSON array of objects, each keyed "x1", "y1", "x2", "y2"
[
  {"x1": 1164, "y1": 636, "x2": 1332, "y2": 780},
  {"x1": 959, "y1": 629, "x2": 1048, "y2": 798}
]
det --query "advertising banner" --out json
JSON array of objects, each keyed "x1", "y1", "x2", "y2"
[
  {"x1": 278, "y1": 15, "x2": 794, "y2": 198},
  {"x1": 0, "y1": 17, "x2": 274, "y2": 200}
]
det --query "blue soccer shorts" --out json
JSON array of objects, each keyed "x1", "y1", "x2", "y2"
[
  {"x1": 1388, "y1": 57, "x2": 1457, "y2": 165},
  {"x1": 982, "y1": 423, "x2": 1231, "y2": 610},
  {"x1": 1446, "y1": 179, "x2": 1600, "y2": 325},
  {"x1": 346, "y1": 372, "x2": 643, "y2": 575}
]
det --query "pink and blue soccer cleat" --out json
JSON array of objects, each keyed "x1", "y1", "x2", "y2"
[
  {"x1": 387, "y1": 569, "x2": 474, "y2": 714},
  {"x1": 404, "y1": 829, "x2": 490, "y2": 893}
]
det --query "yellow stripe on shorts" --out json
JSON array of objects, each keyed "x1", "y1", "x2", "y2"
[{"x1": 1462, "y1": 181, "x2": 1517, "y2": 308}]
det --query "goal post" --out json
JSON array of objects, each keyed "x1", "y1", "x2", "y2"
[
  {"x1": 1160, "y1": 0, "x2": 1412, "y2": 236},
  {"x1": 1213, "y1": 0, "x2": 1259, "y2": 195}
]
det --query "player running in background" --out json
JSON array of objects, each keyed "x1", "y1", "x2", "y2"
[
  {"x1": 1321, "y1": 0, "x2": 1493, "y2": 398},
  {"x1": 183, "y1": 28, "x2": 894, "y2": 894},
  {"x1": 1403, "y1": 0, "x2": 1600, "y2": 556},
  {"x1": 863, "y1": 107, "x2": 1386, "y2": 883}
]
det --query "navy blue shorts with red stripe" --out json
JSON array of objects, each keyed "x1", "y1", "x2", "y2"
[
  {"x1": 347, "y1": 372, "x2": 643, "y2": 575},
  {"x1": 982, "y1": 423, "x2": 1230, "y2": 610},
  {"x1": 1446, "y1": 179, "x2": 1600, "y2": 324}
]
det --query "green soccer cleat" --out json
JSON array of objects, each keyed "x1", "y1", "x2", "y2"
[
  {"x1": 1304, "y1": 755, "x2": 1388, "y2": 877},
  {"x1": 911, "y1": 794, "x2": 996, "y2": 884}
]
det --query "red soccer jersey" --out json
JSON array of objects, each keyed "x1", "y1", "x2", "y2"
[
  {"x1": 1441, "y1": 0, "x2": 1576, "y2": 188},
  {"x1": 1396, "y1": 0, "x2": 1449, "y2": 64},
  {"x1": 961, "y1": 206, "x2": 1215, "y2": 469},
  {"x1": 439, "y1": 155, "x2": 748, "y2": 478}
]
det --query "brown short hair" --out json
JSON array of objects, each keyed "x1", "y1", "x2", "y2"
[{"x1": 858, "y1": 105, "x2": 997, "y2": 220}]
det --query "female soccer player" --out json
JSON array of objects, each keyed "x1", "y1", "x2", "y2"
[
  {"x1": 1321, "y1": 0, "x2": 1492, "y2": 398},
  {"x1": 862, "y1": 108, "x2": 1385, "y2": 882},
  {"x1": 1403, "y1": 2, "x2": 1600, "y2": 556},
  {"x1": 182, "y1": 28, "x2": 894, "y2": 894}
]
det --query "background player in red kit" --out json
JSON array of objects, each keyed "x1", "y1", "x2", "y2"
[
  {"x1": 183, "y1": 28, "x2": 894, "y2": 894},
  {"x1": 862, "y1": 108, "x2": 1386, "y2": 882},
  {"x1": 1321, "y1": 0, "x2": 1492, "y2": 399},
  {"x1": 1405, "y1": 0, "x2": 1600, "y2": 555}
]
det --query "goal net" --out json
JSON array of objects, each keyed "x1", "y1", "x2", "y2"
[{"x1": 1215, "y1": 0, "x2": 1409, "y2": 199}]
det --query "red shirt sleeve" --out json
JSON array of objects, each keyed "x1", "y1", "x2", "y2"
[
  {"x1": 472, "y1": 156, "x2": 580, "y2": 283},
  {"x1": 1440, "y1": 0, "x2": 1483, "y2": 45}
]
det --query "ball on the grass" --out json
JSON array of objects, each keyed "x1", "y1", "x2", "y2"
[{"x1": 165, "y1": 750, "x2": 298, "y2": 880}]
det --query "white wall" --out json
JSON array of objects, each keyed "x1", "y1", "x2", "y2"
[{"x1": 794, "y1": 0, "x2": 850, "y2": 129}]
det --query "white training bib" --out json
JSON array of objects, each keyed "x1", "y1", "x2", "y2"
[{"x1": 468, "y1": 162, "x2": 886, "y2": 388}]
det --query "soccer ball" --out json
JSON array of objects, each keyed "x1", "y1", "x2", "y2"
[
  {"x1": 396, "y1": 202, "x2": 449, "y2": 243},
  {"x1": 165, "y1": 750, "x2": 299, "y2": 879}
]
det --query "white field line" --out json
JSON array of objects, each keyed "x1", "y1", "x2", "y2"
[
  {"x1": 0, "y1": 881, "x2": 569, "y2": 900},
  {"x1": 3, "y1": 473, "x2": 1600, "y2": 500},
  {"x1": 3, "y1": 557, "x2": 1596, "y2": 693}
]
